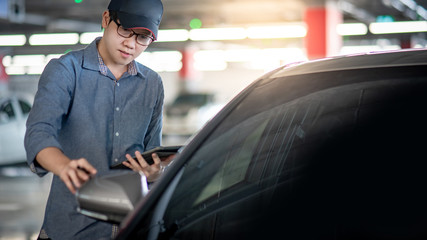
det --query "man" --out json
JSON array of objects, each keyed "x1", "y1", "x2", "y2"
[{"x1": 24, "y1": 0, "x2": 167, "y2": 239}]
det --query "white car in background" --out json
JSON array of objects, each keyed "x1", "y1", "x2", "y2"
[{"x1": 0, "y1": 93, "x2": 33, "y2": 166}]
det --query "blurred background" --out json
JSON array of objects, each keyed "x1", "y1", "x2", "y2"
[{"x1": 1, "y1": 0, "x2": 427, "y2": 239}]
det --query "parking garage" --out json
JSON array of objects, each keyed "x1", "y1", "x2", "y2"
[{"x1": 1, "y1": 0, "x2": 427, "y2": 239}]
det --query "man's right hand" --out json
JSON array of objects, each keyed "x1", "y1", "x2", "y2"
[
  {"x1": 58, "y1": 158, "x2": 97, "y2": 194},
  {"x1": 35, "y1": 147, "x2": 97, "y2": 194}
]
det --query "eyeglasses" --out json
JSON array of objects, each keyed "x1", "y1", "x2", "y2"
[{"x1": 112, "y1": 19, "x2": 154, "y2": 46}]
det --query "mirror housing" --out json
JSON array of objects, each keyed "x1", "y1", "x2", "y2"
[{"x1": 76, "y1": 171, "x2": 148, "y2": 223}]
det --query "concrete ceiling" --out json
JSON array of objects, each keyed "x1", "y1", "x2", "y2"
[
  {"x1": 1, "y1": 0, "x2": 427, "y2": 54},
  {"x1": 2, "y1": 0, "x2": 427, "y2": 33}
]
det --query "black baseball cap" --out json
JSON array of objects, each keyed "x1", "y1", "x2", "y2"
[{"x1": 108, "y1": 0, "x2": 163, "y2": 40}]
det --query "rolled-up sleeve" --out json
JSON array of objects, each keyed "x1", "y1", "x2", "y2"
[{"x1": 24, "y1": 58, "x2": 75, "y2": 176}]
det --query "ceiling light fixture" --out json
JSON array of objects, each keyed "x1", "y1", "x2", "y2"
[
  {"x1": 29, "y1": 33, "x2": 79, "y2": 46},
  {"x1": 247, "y1": 25, "x2": 307, "y2": 39},
  {"x1": 0, "y1": 35, "x2": 26, "y2": 46},
  {"x1": 370, "y1": 21, "x2": 427, "y2": 34},
  {"x1": 157, "y1": 29, "x2": 189, "y2": 42},
  {"x1": 80, "y1": 32, "x2": 103, "y2": 44},
  {"x1": 336, "y1": 23, "x2": 368, "y2": 36},
  {"x1": 11, "y1": 54, "x2": 46, "y2": 66},
  {"x1": 189, "y1": 28, "x2": 247, "y2": 41}
]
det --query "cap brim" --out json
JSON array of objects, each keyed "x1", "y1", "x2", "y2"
[{"x1": 117, "y1": 11, "x2": 158, "y2": 40}]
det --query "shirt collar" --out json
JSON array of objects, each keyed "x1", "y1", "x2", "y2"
[{"x1": 94, "y1": 39, "x2": 138, "y2": 77}]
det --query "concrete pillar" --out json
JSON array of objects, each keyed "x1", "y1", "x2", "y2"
[
  {"x1": 0, "y1": 55, "x2": 9, "y2": 93},
  {"x1": 178, "y1": 47, "x2": 196, "y2": 93},
  {"x1": 304, "y1": 0, "x2": 343, "y2": 59}
]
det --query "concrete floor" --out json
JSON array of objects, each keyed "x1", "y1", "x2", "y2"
[{"x1": 0, "y1": 166, "x2": 51, "y2": 240}]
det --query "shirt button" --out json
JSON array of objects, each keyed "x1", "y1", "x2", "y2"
[
  {"x1": 117, "y1": 83, "x2": 120, "y2": 87},
  {"x1": 114, "y1": 158, "x2": 118, "y2": 162},
  {"x1": 116, "y1": 107, "x2": 120, "y2": 111},
  {"x1": 115, "y1": 132, "x2": 119, "y2": 136}
]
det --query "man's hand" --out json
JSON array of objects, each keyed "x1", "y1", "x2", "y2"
[
  {"x1": 124, "y1": 152, "x2": 175, "y2": 182},
  {"x1": 58, "y1": 158, "x2": 97, "y2": 194},
  {"x1": 35, "y1": 147, "x2": 97, "y2": 194}
]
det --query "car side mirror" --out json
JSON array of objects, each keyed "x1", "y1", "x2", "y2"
[{"x1": 75, "y1": 171, "x2": 149, "y2": 223}]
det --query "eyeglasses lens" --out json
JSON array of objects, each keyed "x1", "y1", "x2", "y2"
[{"x1": 117, "y1": 25, "x2": 153, "y2": 46}]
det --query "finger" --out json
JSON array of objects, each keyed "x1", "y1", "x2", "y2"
[
  {"x1": 68, "y1": 168, "x2": 83, "y2": 189},
  {"x1": 121, "y1": 160, "x2": 135, "y2": 170},
  {"x1": 76, "y1": 167, "x2": 91, "y2": 181},
  {"x1": 61, "y1": 175, "x2": 76, "y2": 194},
  {"x1": 152, "y1": 153, "x2": 161, "y2": 166},
  {"x1": 68, "y1": 160, "x2": 87, "y2": 186},
  {"x1": 76, "y1": 158, "x2": 97, "y2": 175},
  {"x1": 134, "y1": 151, "x2": 150, "y2": 168},
  {"x1": 125, "y1": 153, "x2": 134, "y2": 162},
  {"x1": 127, "y1": 153, "x2": 141, "y2": 168}
]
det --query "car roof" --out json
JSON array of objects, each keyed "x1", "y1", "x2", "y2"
[
  {"x1": 271, "y1": 48, "x2": 427, "y2": 79},
  {"x1": 0, "y1": 92, "x2": 34, "y2": 104}
]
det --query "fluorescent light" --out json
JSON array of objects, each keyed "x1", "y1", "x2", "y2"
[
  {"x1": 136, "y1": 51, "x2": 183, "y2": 72},
  {"x1": 150, "y1": 51, "x2": 182, "y2": 62},
  {"x1": 223, "y1": 48, "x2": 307, "y2": 66},
  {"x1": 337, "y1": 23, "x2": 368, "y2": 36},
  {"x1": 340, "y1": 45, "x2": 401, "y2": 55},
  {"x1": 12, "y1": 55, "x2": 46, "y2": 66},
  {"x1": 224, "y1": 49, "x2": 262, "y2": 62},
  {"x1": 189, "y1": 28, "x2": 246, "y2": 41},
  {"x1": 157, "y1": 29, "x2": 189, "y2": 42},
  {"x1": 194, "y1": 60, "x2": 227, "y2": 71},
  {"x1": 29, "y1": 33, "x2": 79, "y2": 45},
  {"x1": 370, "y1": 21, "x2": 427, "y2": 34},
  {"x1": 194, "y1": 50, "x2": 227, "y2": 71},
  {"x1": 147, "y1": 51, "x2": 183, "y2": 72},
  {"x1": 2, "y1": 56, "x2": 12, "y2": 67},
  {"x1": 262, "y1": 48, "x2": 307, "y2": 63},
  {"x1": 194, "y1": 50, "x2": 225, "y2": 61},
  {"x1": 80, "y1": 32, "x2": 103, "y2": 44},
  {"x1": 5, "y1": 66, "x2": 26, "y2": 75},
  {"x1": 46, "y1": 54, "x2": 63, "y2": 61},
  {"x1": 27, "y1": 66, "x2": 46, "y2": 75},
  {"x1": 0, "y1": 35, "x2": 26, "y2": 46},
  {"x1": 247, "y1": 25, "x2": 307, "y2": 39}
]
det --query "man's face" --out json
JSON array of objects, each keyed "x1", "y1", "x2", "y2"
[{"x1": 100, "y1": 11, "x2": 149, "y2": 67}]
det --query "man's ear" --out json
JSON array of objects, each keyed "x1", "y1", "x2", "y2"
[{"x1": 101, "y1": 10, "x2": 110, "y2": 30}]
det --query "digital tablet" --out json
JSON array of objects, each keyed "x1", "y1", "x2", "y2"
[{"x1": 111, "y1": 145, "x2": 182, "y2": 169}]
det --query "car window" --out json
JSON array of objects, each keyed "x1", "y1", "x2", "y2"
[
  {"x1": 192, "y1": 117, "x2": 269, "y2": 206},
  {"x1": 0, "y1": 100, "x2": 15, "y2": 120},
  {"x1": 19, "y1": 99, "x2": 31, "y2": 114}
]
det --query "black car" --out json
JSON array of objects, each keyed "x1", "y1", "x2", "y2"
[{"x1": 78, "y1": 49, "x2": 427, "y2": 239}]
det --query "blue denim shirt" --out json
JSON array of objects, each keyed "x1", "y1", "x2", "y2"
[{"x1": 24, "y1": 38, "x2": 164, "y2": 239}]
